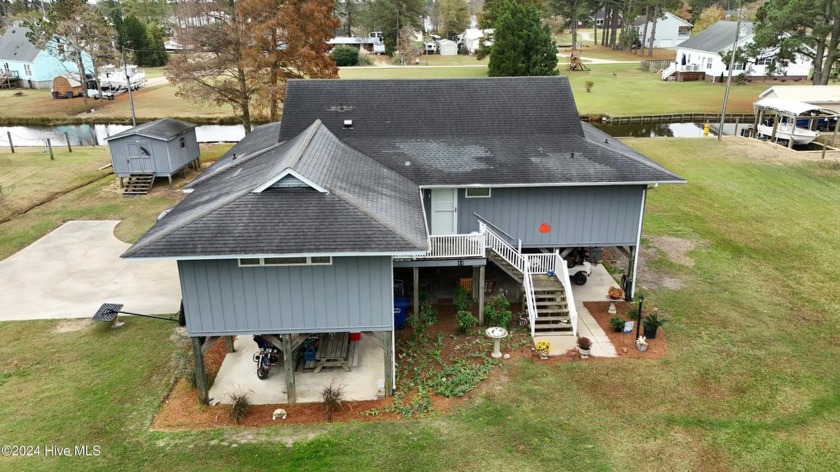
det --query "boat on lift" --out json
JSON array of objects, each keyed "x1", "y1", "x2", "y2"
[
  {"x1": 756, "y1": 121, "x2": 819, "y2": 146},
  {"x1": 98, "y1": 64, "x2": 146, "y2": 91}
]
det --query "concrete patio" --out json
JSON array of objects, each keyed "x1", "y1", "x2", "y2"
[{"x1": 208, "y1": 333, "x2": 386, "y2": 405}]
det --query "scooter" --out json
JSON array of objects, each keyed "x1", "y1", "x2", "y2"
[{"x1": 252, "y1": 335, "x2": 281, "y2": 380}]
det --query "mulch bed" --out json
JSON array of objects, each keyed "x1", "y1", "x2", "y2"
[
  {"x1": 153, "y1": 302, "x2": 662, "y2": 430},
  {"x1": 584, "y1": 301, "x2": 669, "y2": 360}
]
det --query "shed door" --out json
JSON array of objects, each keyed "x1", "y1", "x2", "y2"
[
  {"x1": 126, "y1": 142, "x2": 154, "y2": 173},
  {"x1": 430, "y1": 189, "x2": 457, "y2": 235}
]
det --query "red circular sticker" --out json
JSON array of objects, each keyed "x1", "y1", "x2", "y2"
[{"x1": 539, "y1": 223, "x2": 551, "y2": 234}]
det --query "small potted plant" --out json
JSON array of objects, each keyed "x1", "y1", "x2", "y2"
[
  {"x1": 636, "y1": 336, "x2": 648, "y2": 352},
  {"x1": 642, "y1": 313, "x2": 666, "y2": 339},
  {"x1": 535, "y1": 340, "x2": 551, "y2": 359},
  {"x1": 609, "y1": 316, "x2": 625, "y2": 332},
  {"x1": 577, "y1": 337, "x2": 592, "y2": 358},
  {"x1": 608, "y1": 286, "x2": 624, "y2": 300}
]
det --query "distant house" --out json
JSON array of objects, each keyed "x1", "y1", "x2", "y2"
[
  {"x1": 0, "y1": 24, "x2": 92, "y2": 89},
  {"x1": 632, "y1": 12, "x2": 692, "y2": 49},
  {"x1": 591, "y1": 8, "x2": 623, "y2": 28},
  {"x1": 661, "y1": 21, "x2": 813, "y2": 82},
  {"x1": 460, "y1": 28, "x2": 492, "y2": 54},
  {"x1": 50, "y1": 75, "x2": 83, "y2": 99},
  {"x1": 105, "y1": 119, "x2": 200, "y2": 190},
  {"x1": 123, "y1": 77, "x2": 685, "y2": 404},
  {"x1": 759, "y1": 85, "x2": 840, "y2": 113}
]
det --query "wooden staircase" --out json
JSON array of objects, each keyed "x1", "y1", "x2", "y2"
[
  {"x1": 123, "y1": 173, "x2": 155, "y2": 196},
  {"x1": 531, "y1": 275, "x2": 573, "y2": 334},
  {"x1": 486, "y1": 251, "x2": 573, "y2": 336}
]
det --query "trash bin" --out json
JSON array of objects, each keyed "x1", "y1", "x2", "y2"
[
  {"x1": 394, "y1": 296, "x2": 410, "y2": 329},
  {"x1": 51, "y1": 91, "x2": 59, "y2": 99},
  {"x1": 65, "y1": 91, "x2": 74, "y2": 99}
]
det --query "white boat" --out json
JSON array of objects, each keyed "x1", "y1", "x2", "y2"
[
  {"x1": 756, "y1": 122, "x2": 819, "y2": 146},
  {"x1": 98, "y1": 65, "x2": 146, "y2": 91}
]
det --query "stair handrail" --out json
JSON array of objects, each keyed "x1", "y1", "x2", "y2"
[
  {"x1": 556, "y1": 251, "x2": 579, "y2": 337},
  {"x1": 661, "y1": 62, "x2": 677, "y2": 80},
  {"x1": 523, "y1": 271, "x2": 537, "y2": 337},
  {"x1": 480, "y1": 222, "x2": 526, "y2": 274}
]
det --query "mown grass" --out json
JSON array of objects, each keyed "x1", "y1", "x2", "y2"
[
  {"x1": 1, "y1": 139, "x2": 839, "y2": 470},
  {"x1": 0, "y1": 144, "x2": 232, "y2": 260}
]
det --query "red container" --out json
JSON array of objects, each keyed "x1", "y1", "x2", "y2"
[{"x1": 349, "y1": 332, "x2": 362, "y2": 341}]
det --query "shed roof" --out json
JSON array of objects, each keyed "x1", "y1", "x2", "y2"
[
  {"x1": 677, "y1": 21, "x2": 753, "y2": 53},
  {"x1": 106, "y1": 118, "x2": 197, "y2": 142},
  {"x1": 123, "y1": 121, "x2": 427, "y2": 259},
  {"x1": 0, "y1": 26, "x2": 41, "y2": 62},
  {"x1": 632, "y1": 12, "x2": 691, "y2": 27}
]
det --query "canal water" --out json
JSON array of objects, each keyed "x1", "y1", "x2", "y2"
[
  {"x1": 0, "y1": 123, "x2": 247, "y2": 147},
  {"x1": 0, "y1": 121, "x2": 731, "y2": 148}
]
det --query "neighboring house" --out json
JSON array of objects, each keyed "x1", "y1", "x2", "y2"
[
  {"x1": 328, "y1": 32, "x2": 385, "y2": 54},
  {"x1": 759, "y1": 85, "x2": 840, "y2": 113},
  {"x1": 591, "y1": 8, "x2": 623, "y2": 28},
  {"x1": 123, "y1": 77, "x2": 685, "y2": 404},
  {"x1": 460, "y1": 28, "x2": 492, "y2": 54},
  {"x1": 0, "y1": 24, "x2": 92, "y2": 89},
  {"x1": 105, "y1": 118, "x2": 200, "y2": 189},
  {"x1": 662, "y1": 21, "x2": 813, "y2": 82},
  {"x1": 632, "y1": 12, "x2": 692, "y2": 49}
]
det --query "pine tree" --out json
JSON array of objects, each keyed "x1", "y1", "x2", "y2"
[{"x1": 488, "y1": 0, "x2": 558, "y2": 77}]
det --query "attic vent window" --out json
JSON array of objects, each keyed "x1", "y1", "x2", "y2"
[
  {"x1": 343, "y1": 120, "x2": 353, "y2": 129},
  {"x1": 465, "y1": 187, "x2": 491, "y2": 198}
]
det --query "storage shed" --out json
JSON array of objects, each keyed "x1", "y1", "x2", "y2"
[
  {"x1": 438, "y1": 39, "x2": 458, "y2": 56},
  {"x1": 51, "y1": 75, "x2": 83, "y2": 99},
  {"x1": 106, "y1": 118, "x2": 200, "y2": 189}
]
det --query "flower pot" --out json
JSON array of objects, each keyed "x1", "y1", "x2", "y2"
[
  {"x1": 643, "y1": 326, "x2": 658, "y2": 339},
  {"x1": 538, "y1": 354, "x2": 548, "y2": 360},
  {"x1": 636, "y1": 344, "x2": 648, "y2": 352},
  {"x1": 578, "y1": 348, "x2": 591, "y2": 358}
]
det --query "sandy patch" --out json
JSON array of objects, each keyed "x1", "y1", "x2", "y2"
[{"x1": 53, "y1": 318, "x2": 94, "y2": 333}]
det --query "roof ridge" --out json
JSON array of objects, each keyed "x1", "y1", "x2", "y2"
[
  {"x1": 329, "y1": 186, "x2": 427, "y2": 250},
  {"x1": 187, "y1": 140, "x2": 286, "y2": 188},
  {"x1": 286, "y1": 119, "x2": 322, "y2": 170}
]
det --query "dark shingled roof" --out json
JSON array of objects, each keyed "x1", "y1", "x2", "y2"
[
  {"x1": 106, "y1": 118, "x2": 196, "y2": 142},
  {"x1": 280, "y1": 77, "x2": 683, "y2": 186},
  {"x1": 678, "y1": 21, "x2": 753, "y2": 53},
  {"x1": 123, "y1": 121, "x2": 427, "y2": 258},
  {"x1": 187, "y1": 122, "x2": 282, "y2": 189},
  {"x1": 279, "y1": 77, "x2": 585, "y2": 141},
  {"x1": 0, "y1": 26, "x2": 41, "y2": 62}
]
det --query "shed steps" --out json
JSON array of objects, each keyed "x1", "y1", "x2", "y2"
[{"x1": 123, "y1": 173, "x2": 155, "y2": 196}]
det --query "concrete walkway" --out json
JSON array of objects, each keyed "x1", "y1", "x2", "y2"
[
  {"x1": 0, "y1": 220, "x2": 181, "y2": 321},
  {"x1": 570, "y1": 264, "x2": 619, "y2": 357}
]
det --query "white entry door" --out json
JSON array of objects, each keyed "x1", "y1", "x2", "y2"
[{"x1": 430, "y1": 189, "x2": 457, "y2": 235}]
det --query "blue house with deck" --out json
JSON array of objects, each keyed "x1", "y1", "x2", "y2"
[
  {"x1": 123, "y1": 77, "x2": 685, "y2": 404},
  {"x1": 0, "y1": 24, "x2": 92, "y2": 89}
]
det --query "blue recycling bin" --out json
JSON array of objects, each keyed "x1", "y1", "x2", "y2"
[{"x1": 394, "y1": 297, "x2": 410, "y2": 329}]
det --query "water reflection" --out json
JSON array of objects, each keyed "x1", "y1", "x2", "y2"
[{"x1": 0, "y1": 123, "x2": 247, "y2": 147}]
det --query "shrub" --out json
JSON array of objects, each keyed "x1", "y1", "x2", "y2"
[
  {"x1": 609, "y1": 316, "x2": 625, "y2": 331},
  {"x1": 453, "y1": 286, "x2": 472, "y2": 311},
  {"x1": 330, "y1": 45, "x2": 360, "y2": 66},
  {"x1": 229, "y1": 389, "x2": 252, "y2": 424},
  {"x1": 322, "y1": 381, "x2": 345, "y2": 422},
  {"x1": 577, "y1": 337, "x2": 592, "y2": 350},
  {"x1": 484, "y1": 294, "x2": 512, "y2": 329},
  {"x1": 456, "y1": 309, "x2": 478, "y2": 333},
  {"x1": 642, "y1": 313, "x2": 667, "y2": 329}
]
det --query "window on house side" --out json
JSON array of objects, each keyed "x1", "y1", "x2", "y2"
[
  {"x1": 180, "y1": 137, "x2": 185, "y2": 148},
  {"x1": 465, "y1": 188, "x2": 491, "y2": 198},
  {"x1": 239, "y1": 256, "x2": 333, "y2": 267}
]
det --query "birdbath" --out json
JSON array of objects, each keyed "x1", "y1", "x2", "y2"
[
  {"x1": 608, "y1": 296, "x2": 620, "y2": 315},
  {"x1": 485, "y1": 327, "x2": 508, "y2": 359}
]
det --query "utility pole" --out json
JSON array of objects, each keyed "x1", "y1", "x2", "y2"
[
  {"x1": 117, "y1": 0, "x2": 137, "y2": 127},
  {"x1": 718, "y1": 1, "x2": 743, "y2": 141}
]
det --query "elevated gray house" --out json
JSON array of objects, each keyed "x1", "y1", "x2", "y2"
[
  {"x1": 106, "y1": 118, "x2": 200, "y2": 192},
  {"x1": 123, "y1": 77, "x2": 685, "y2": 404}
]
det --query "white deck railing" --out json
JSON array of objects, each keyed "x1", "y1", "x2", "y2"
[
  {"x1": 415, "y1": 233, "x2": 486, "y2": 259},
  {"x1": 556, "y1": 252, "x2": 579, "y2": 337},
  {"x1": 481, "y1": 222, "x2": 526, "y2": 273},
  {"x1": 524, "y1": 254, "x2": 556, "y2": 274},
  {"x1": 523, "y1": 271, "x2": 538, "y2": 337}
]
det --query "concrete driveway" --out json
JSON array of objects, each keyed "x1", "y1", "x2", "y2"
[{"x1": 0, "y1": 220, "x2": 180, "y2": 321}]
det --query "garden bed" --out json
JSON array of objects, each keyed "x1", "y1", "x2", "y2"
[{"x1": 584, "y1": 301, "x2": 668, "y2": 359}]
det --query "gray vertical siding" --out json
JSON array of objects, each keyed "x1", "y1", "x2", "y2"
[
  {"x1": 108, "y1": 128, "x2": 199, "y2": 177},
  {"x1": 457, "y1": 186, "x2": 644, "y2": 247},
  {"x1": 179, "y1": 256, "x2": 393, "y2": 336}
]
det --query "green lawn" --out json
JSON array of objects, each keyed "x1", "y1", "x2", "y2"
[
  {"x1": 0, "y1": 144, "x2": 232, "y2": 260},
  {"x1": 1, "y1": 138, "x2": 839, "y2": 470}
]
